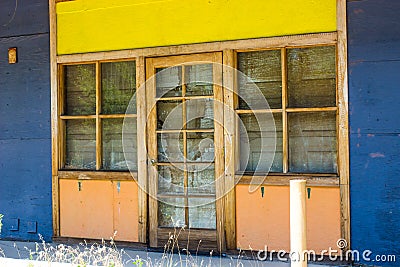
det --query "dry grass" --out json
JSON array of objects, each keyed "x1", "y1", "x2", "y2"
[{"x1": 2, "y1": 227, "x2": 255, "y2": 266}]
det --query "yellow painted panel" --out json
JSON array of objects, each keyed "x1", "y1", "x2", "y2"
[{"x1": 57, "y1": 0, "x2": 336, "y2": 55}]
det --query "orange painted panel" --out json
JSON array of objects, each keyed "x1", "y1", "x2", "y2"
[
  {"x1": 112, "y1": 181, "x2": 139, "y2": 242},
  {"x1": 306, "y1": 186, "x2": 341, "y2": 253},
  {"x1": 59, "y1": 179, "x2": 114, "y2": 239},
  {"x1": 236, "y1": 185, "x2": 341, "y2": 253},
  {"x1": 236, "y1": 185, "x2": 290, "y2": 251}
]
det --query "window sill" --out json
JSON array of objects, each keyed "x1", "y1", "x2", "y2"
[
  {"x1": 235, "y1": 172, "x2": 339, "y2": 187},
  {"x1": 58, "y1": 170, "x2": 137, "y2": 181}
]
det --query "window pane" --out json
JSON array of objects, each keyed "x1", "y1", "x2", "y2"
[
  {"x1": 238, "y1": 50, "x2": 282, "y2": 109},
  {"x1": 157, "y1": 100, "x2": 183, "y2": 130},
  {"x1": 158, "y1": 165, "x2": 184, "y2": 195},
  {"x1": 158, "y1": 198, "x2": 185, "y2": 228},
  {"x1": 239, "y1": 113, "x2": 282, "y2": 172},
  {"x1": 187, "y1": 164, "x2": 215, "y2": 195},
  {"x1": 158, "y1": 133, "x2": 184, "y2": 163},
  {"x1": 187, "y1": 132, "x2": 214, "y2": 163},
  {"x1": 156, "y1": 67, "x2": 182, "y2": 97},
  {"x1": 288, "y1": 112, "x2": 337, "y2": 173},
  {"x1": 185, "y1": 64, "x2": 213, "y2": 96},
  {"x1": 65, "y1": 120, "x2": 96, "y2": 169},
  {"x1": 188, "y1": 198, "x2": 216, "y2": 229},
  {"x1": 102, "y1": 118, "x2": 137, "y2": 170},
  {"x1": 101, "y1": 61, "x2": 136, "y2": 114},
  {"x1": 288, "y1": 46, "x2": 336, "y2": 108},
  {"x1": 186, "y1": 98, "x2": 214, "y2": 129},
  {"x1": 64, "y1": 64, "x2": 96, "y2": 115}
]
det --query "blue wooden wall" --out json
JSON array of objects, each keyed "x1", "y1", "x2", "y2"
[
  {"x1": 0, "y1": 0, "x2": 52, "y2": 241},
  {"x1": 348, "y1": 0, "x2": 400, "y2": 265}
]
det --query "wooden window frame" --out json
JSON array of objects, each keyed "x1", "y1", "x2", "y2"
[
  {"x1": 50, "y1": 0, "x2": 349, "y2": 251},
  {"x1": 233, "y1": 45, "x2": 339, "y2": 184},
  {"x1": 58, "y1": 60, "x2": 137, "y2": 172}
]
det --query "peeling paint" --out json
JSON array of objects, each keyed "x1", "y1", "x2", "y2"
[
  {"x1": 369, "y1": 152, "x2": 385, "y2": 158},
  {"x1": 354, "y1": 9, "x2": 364, "y2": 15}
]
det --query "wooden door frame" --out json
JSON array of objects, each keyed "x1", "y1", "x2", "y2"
[{"x1": 145, "y1": 52, "x2": 226, "y2": 250}]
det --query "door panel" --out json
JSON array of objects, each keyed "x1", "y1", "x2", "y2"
[{"x1": 146, "y1": 53, "x2": 224, "y2": 251}]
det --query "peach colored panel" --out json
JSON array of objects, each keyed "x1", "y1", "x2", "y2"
[
  {"x1": 236, "y1": 185, "x2": 341, "y2": 253},
  {"x1": 306, "y1": 187, "x2": 341, "y2": 254},
  {"x1": 112, "y1": 181, "x2": 139, "y2": 242},
  {"x1": 236, "y1": 185, "x2": 290, "y2": 251},
  {"x1": 60, "y1": 179, "x2": 114, "y2": 239}
]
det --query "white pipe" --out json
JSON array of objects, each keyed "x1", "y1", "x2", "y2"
[{"x1": 290, "y1": 179, "x2": 307, "y2": 267}]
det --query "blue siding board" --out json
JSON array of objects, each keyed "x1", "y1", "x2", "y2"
[
  {"x1": 0, "y1": 0, "x2": 51, "y2": 241},
  {"x1": 0, "y1": 34, "x2": 50, "y2": 140},
  {"x1": 348, "y1": 0, "x2": 400, "y2": 266},
  {"x1": 0, "y1": 0, "x2": 49, "y2": 38},
  {"x1": 349, "y1": 61, "x2": 400, "y2": 134}
]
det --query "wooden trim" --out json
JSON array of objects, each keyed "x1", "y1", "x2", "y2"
[
  {"x1": 157, "y1": 228, "x2": 217, "y2": 251},
  {"x1": 182, "y1": 65, "x2": 189, "y2": 228},
  {"x1": 236, "y1": 174, "x2": 339, "y2": 187},
  {"x1": 235, "y1": 109, "x2": 282, "y2": 114},
  {"x1": 156, "y1": 95, "x2": 212, "y2": 101},
  {"x1": 58, "y1": 171, "x2": 136, "y2": 180},
  {"x1": 60, "y1": 115, "x2": 97, "y2": 119},
  {"x1": 145, "y1": 57, "x2": 159, "y2": 247},
  {"x1": 155, "y1": 129, "x2": 214, "y2": 134},
  {"x1": 281, "y1": 48, "x2": 289, "y2": 173},
  {"x1": 49, "y1": 0, "x2": 60, "y2": 237},
  {"x1": 223, "y1": 49, "x2": 236, "y2": 250},
  {"x1": 99, "y1": 114, "x2": 137, "y2": 119},
  {"x1": 337, "y1": 0, "x2": 351, "y2": 251},
  {"x1": 286, "y1": 107, "x2": 337, "y2": 112},
  {"x1": 136, "y1": 56, "x2": 148, "y2": 243},
  {"x1": 212, "y1": 52, "x2": 226, "y2": 252},
  {"x1": 95, "y1": 62, "x2": 102, "y2": 170},
  {"x1": 60, "y1": 114, "x2": 136, "y2": 119},
  {"x1": 57, "y1": 32, "x2": 337, "y2": 63}
]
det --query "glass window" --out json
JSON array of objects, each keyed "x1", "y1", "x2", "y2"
[
  {"x1": 237, "y1": 46, "x2": 337, "y2": 174},
  {"x1": 61, "y1": 61, "x2": 137, "y2": 171}
]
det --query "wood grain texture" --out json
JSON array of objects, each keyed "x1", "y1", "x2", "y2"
[
  {"x1": 96, "y1": 62, "x2": 102, "y2": 170},
  {"x1": 146, "y1": 57, "x2": 159, "y2": 247},
  {"x1": 49, "y1": 0, "x2": 60, "y2": 237},
  {"x1": 57, "y1": 33, "x2": 337, "y2": 63},
  {"x1": 236, "y1": 174, "x2": 339, "y2": 187},
  {"x1": 337, "y1": 0, "x2": 351, "y2": 251},
  {"x1": 136, "y1": 56, "x2": 148, "y2": 243},
  {"x1": 212, "y1": 52, "x2": 226, "y2": 252},
  {"x1": 157, "y1": 228, "x2": 217, "y2": 251},
  {"x1": 281, "y1": 48, "x2": 289, "y2": 173},
  {"x1": 58, "y1": 171, "x2": 136, "y2": 180},
  {"x1": 223, "y1": 49, "x2": 237, "y2": 250}
]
